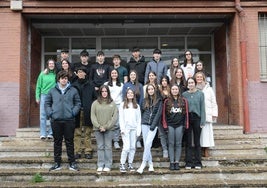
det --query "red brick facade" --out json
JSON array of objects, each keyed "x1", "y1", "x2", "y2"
[{"x1": 0, "y1": 0, "x2": 266, "y2": 135}]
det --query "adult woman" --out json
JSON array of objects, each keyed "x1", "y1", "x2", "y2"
[
  {"x1": 122, "y1": 70, "x2": 144, "y2": 107},
  {"x1": 143, "y1": 71, "x2": 158, "y2": 96},
  {"x1": 162, "y1": 84, "x2": 189, "y2": 170},
  {"x1": 137, "y1": 84, "x2": 162, "y2": 174},
  {"x1": 61, "y1": 59, "x2": 75, "y2": 83},
  {"x1": 122, "y1": 70, "x2": 144, "y2": 148},
  {"x1": 105, "y1": 69, "x2": 124, "y2": 149},
  {"x1": 159, "y1": 75, "x2": 171, "y2": 100},
  {"x1": 195, "y1": 72, "x2": 218, "y2": 157},
  {"x1": 91, "y1": 85, "x2": 118, "y2": 172},
  {"x1": 167, "y1": 58, "x2": 180, "y2": 81},
  {"x1": 182, "y1": 77, "x2": 205, "y2": 170},
  {"x1": 171, "y1": 68, "x2": 187, "y2": 94},
  {"x1": 119, "y1": 88, "x2": 141, "y2": 172},
  {"x1": 181, "y1": 50, "x2": 195, "y2": 80},
  {"x1": 35, "y1": 59, "x2": 56, "y2": 139},
  {"x1": 195, "y1": 60, "x2": 212, "y2": 85}
]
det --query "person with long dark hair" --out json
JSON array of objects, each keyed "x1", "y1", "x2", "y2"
[
  {"x1": 105, "y1": 68, "x2": 124, "y2": 149},
  {"x1": 137, "y1": 84, "x2": 162, "y2": 174},
  {"x1": 119, "y1": 88, "x2": 141, "y2": 173},
  {"x1": 182, "y1": 77, "x2": 205, "y2": 170},
  {"x1": 91, "y1": 85, "x2": 118, "y2": 172},
  {"x1": 162, "y1": 84, "x2": 189, "y2": 170},
  {"x1": 181, "y1": 50, "x2": 195, "y2": 80}
]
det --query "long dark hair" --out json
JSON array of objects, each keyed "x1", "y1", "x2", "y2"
[
  {"x1": 144, "y1": 84, "x2": 159, "y2": 109},
  {"x1": 107, "y1": 68, "x2": 122, "y2": 87},
  {"x1": 170, "y1": 58, "x2": 180, "y2": 78},
  {"x1": 129, "y1": 70, "x2": 141, "y2": 98},
  {"x1": 159, "y1": 75, "x2": 170, "y2": 99},
  {"x1": 171, "y1": 68, "x2": 186, "y2": 86},
  {"x1": 183, "y1": 50, "x2": 194, "y2": 67},
  {"x1": 166, "y1": 84, "x2": 185, "y2": 115},
  {"x1": 97, "y1": 85, "x2": 113, "y2": 104},
  {"x1": 61, "y1": 59, "x2": 73, "y2": 78},
  {"x1": 123, "y1": 88, "x2": 138, "y2": 109}
]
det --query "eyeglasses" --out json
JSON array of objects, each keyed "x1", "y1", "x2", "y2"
[{"x1": 185, "y1": 53, "x2": 191, "y2": 56}]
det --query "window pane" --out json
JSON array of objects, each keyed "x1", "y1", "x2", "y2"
[
  {"x1": 102, "y1": 37, "x2": 158, "y2": 51},
  {"x1": 187, "y1": 37, "x2": 211, "y2": 51},
  {"x1": 161, "y1": 37, "x2": 184, "y2": 52},
  {"x1": 259, "y1": 14, "x2": 267, "y2": 81},
  {"x1": 72, "y1": 38, "x2": 96, "y2": 52},
  {"x1": 44, "y1": 38, "x2": 68, "y2": 52}
]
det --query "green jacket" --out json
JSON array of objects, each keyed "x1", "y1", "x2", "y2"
[{"x1": 35, "y1": 71, "x2": 56, "y2": 100}]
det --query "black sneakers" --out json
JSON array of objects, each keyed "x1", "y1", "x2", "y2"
[
  {"x1": 49, "y1": 163, "x2": 61, "y2": 171},
  {"x1": 69, "y1": 162, "x2": 79, "y2": 171}
]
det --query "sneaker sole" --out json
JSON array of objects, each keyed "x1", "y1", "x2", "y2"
[
  {"x1": 49, "y1": 167, "x2": 62, "y2": 171},
  {"x1": 69, "y1": 168, "x2": 79, "y2": 171}
]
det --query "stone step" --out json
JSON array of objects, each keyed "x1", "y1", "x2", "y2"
[
  {"x1": 0, "y1": 166, "x2": 267, "y2": 187},
  {"x1": 15, "y1": 125, "x2": 244, "y2": 138},
  {"x1": 0, "y1": 154, "x2": 266, "y2": 170},
  {"x1": 0, "y1": 143, "x2": 265, "y2": 159}
]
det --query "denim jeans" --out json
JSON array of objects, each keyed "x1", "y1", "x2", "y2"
[
  {"x1": 95, "y1": 130, "x2": 113, "y2": 168},
  {"x1": 113, "y1": 105, "x2": 120, "y2": 142},
  {"x1": 51, "y1": 120, "x2": 75, "y2": 163},
  {"x1": 40, "y1": 94, "x2": 52, "y2": 137},
  {"x1": 168, "y1": 126, "x2": 184, "y2": 163},
  {"x1": 120, "y1": 129, "x2": 137, "y2": 164},
  {"x1": 141, "y1": 124, "x2": 158, "y2": 164},
  {"x1": 158, "y1": 122, "x2": 168, "y2": 151},
  {"x1": 185, "y1": 113, "x2": 202, "y2": 167}
]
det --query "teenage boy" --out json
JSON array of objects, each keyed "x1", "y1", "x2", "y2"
[
  {"x1": 45, "y1": 70, "x2": 81, "y2": 171},
  {"x1": 73, "y1": 50, "x2": 91, "y2": 75},
  {"x1": 145, "y1": 48, "x2": 168, "y2": 84},
  {"x1": 89, "y1": 51, "x2": 112, "y2": 92},
  {"x1": 113, "y1": 54, "x2": 128, "y2": 83},
  {"x1": 72, "y1": 66, "x2": 96, "y2": 159},
  {"x1": 127, "y1": 47, "x2": 147, "y2": 85}
]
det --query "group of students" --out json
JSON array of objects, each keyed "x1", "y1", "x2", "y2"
[{"x1": 35, "y1": 47, "x2": 218, "y2": 173}]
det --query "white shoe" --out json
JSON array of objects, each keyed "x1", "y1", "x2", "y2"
[
  {"x1": 97, "y1": 167, "x2": 103, "y2": 172},
  {"x1": 136, "y1": 141, "x2": 142, "y2": 148},
  {"x1": 148, "y1": 163, "x2": 154, "y2": 172},
  {"x1": 114, "y1": 141, "x2": 120, "y2": 149},
  {"x1": 163, "y1": 150, "x2": 168, "y2": 158},
  {"x1": 103, "y1": 167, "x2": 111, "y2": 172},
  {"x1": 137, "y1": 162, "x2": 146, "y2": 174}
]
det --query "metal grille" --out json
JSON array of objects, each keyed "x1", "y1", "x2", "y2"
[{"x1": 259, "y1": 13, "x2": 267, "y2": 81}]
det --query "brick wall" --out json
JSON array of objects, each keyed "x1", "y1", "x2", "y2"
[{"x1": 0, "y1": 12, "x2": 22, "y2": 135}]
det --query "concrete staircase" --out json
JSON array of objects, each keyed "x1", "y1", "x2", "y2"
[{"x1": 0, "y1": 125, "x2": 266, "y2": 187}]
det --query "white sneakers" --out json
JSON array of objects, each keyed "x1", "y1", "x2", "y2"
[
  {"x1": 97, "y1": 167, "x2": 110, "y2": 172},
  {"x1": 137, "y1": 162, "x2": 154, "y2": 174}
]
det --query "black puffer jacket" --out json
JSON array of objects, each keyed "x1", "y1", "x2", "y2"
[
  {"x1": 45, "y1": 83, "x2": 81, "y2": 121},
  {"x1": 141, "y1": 97, "x2": 162, "y2": 131},
  {"x1": 127, "y1": 56, "x2": 147, "y2": 85}
]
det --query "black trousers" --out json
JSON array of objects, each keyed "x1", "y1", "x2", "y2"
[
  {"x1": 51, "y1": 120, "x2": 75, "y2": 164},
  {"x1": 184, "y1": 113, "x2": 202, "y2": 167}
]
